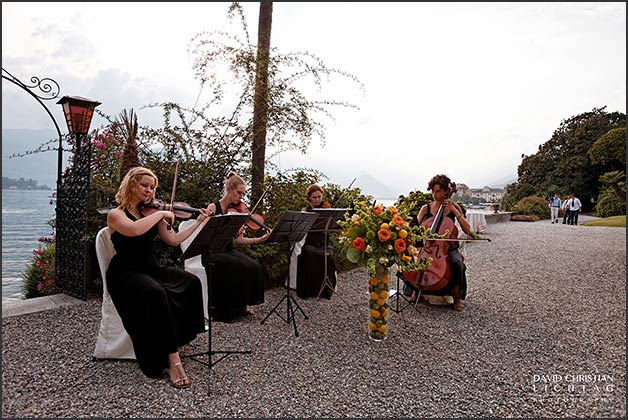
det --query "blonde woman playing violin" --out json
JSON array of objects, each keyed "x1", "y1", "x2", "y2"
[
  {"x1": 106, "y1": 166, "x2": 211, "y2": 389},
  {"x1": 202, "y1": 171, "x2": 270, "y2": 322}
]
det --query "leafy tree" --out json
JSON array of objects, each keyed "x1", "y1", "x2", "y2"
[
  {"x1": 185, "y1": 2, "x2": 363, "y2": 191},
  {"x1": 588, "y1": 127, "x2": 626, "y2": 170},
  {"x1": 503, "y1": 107, "x2": 626, "y2": 212}
]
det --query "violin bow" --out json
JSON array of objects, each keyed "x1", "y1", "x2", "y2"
[
  {"x1": 248, "y1": 180, "x2": 273, "y2": 215},
  {"x1": 166, "y1": 161, "x2": 180, "y2": 230},
  {"x1": 333, "y1": 177, "x2": 358, "y2": 208}
]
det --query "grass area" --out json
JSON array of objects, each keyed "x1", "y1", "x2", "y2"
[{"x1": 581, "y1": 215, "x2": 626, "y2": 227}]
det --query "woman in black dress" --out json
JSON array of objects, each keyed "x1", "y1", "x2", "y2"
[
  {"x1": 107, "y1": 166, "x2": 211, "y2": 388},
  {"x1": 414, "y1": 174, "x2": 472, "y2": 311},
  {"x1": 296, "y1": 184, "x2": 337, "y2": 299},
  {"x1": 202, "y1": 171, "x2": 271, "y2": 322}
]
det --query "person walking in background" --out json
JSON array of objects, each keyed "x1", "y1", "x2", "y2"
[
  {"x1": 549, "y1": 193, "x2": 562, "y2": 224},
  {"x1": 561, "y1": 197, "x2": 570, "y2": 224},
  {"x1": 565, "y1": 192, "x2": 582, "y2": 225}
]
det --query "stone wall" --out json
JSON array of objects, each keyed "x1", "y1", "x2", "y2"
[{"x1": 485, "y1": 212, "x2": 512, "y2": 223}]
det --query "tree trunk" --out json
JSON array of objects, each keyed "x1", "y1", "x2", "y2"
[{"x1": 250, "y1": 1, "x2": 273, "y2": 205}]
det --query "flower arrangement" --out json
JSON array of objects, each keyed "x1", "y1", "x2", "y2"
[
  {"x1": 338, "y1": 201, "x2": 431, "y2": 276},
  {"x1": 338, "y1": 200, "x2": 433, "y2": 340}
]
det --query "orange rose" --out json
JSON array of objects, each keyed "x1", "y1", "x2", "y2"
[
  {"x1": 394, "y1": 238, "x2": 407, "y2": 253},
  {"x1": 387, "y1": 206, "x2": 398, "y2": 214},
  {"x1": 352, "y1": 237, "x2": 366, "y2": 252},
  {"x1": 372, "y1": 205, "x2": 383, "y2": 216},
  {"x1": 391, "y1": 215, "x2": 405, "y2": 226},
  {"x1": 377, "y1": 228, "x2": 392, "y2": 242}
]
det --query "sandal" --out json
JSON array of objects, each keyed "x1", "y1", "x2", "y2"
[{"x1": 169, "y1": 362, "x2": 191, "y2": 389}]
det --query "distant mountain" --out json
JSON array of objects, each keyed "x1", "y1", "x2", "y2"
[
  {"x1": 483, "y1": 174, "x2": 518, "y2": 189},
  {"x1": 355, "y1": 173, "x2": 397, "y2": 199},
  {"x1": 2, "y1": 129, "x2": 64, "y2": 188}
]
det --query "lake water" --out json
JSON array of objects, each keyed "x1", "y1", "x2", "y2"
[{"x1": 2, "y1": 189, "x2": 56, "y2": 301}]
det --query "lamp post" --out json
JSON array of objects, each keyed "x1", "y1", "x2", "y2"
[
  {"x1": 56, "y1": 95, "x2": 101, "y2": 183},
  {"x1": 54, "y1": 96, "x2": 101, "y2": 300}
]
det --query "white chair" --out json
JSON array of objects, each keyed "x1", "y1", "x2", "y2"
[
  {"x1": 178, "y1": 219, "x2": 209, "y2": 320},
  {"x1": 93, "y1": 227, "x2": 136, "y2": 359}
]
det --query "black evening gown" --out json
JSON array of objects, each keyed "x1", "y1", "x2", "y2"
[
  {"x1": 106, "y1": 209, "x2": 205, "y2": 378},
  {"x1": 201, "y1": 202, "x2": 265, "y2": 322},
  {"x1": 296, "y1": 206, "x2": 337, "y2": 299}
]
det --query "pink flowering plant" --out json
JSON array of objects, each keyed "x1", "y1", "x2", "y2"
[{"x1": 21, "y1": 229, "x2": 57, "y2": 298}]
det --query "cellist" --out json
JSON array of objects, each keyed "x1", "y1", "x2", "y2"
[{"x1": 414, "y1": 174, "x2": 474, "y2": 311}]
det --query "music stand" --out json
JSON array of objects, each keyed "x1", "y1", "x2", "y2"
[
  {"x1": 179, "y1": 213, "x2": 250, "y2": 395},
  {"x1": 390, "y1": 270, "x2": 421, "y2": 314},
  {"x1": 260, "y1": 210, "x2": 318, "y2": 337},
  {"x1": 309, "y1": 208, "x2": 348, "y2": 301}
]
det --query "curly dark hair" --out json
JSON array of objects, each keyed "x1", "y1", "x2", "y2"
[{"x1": 427, "y1": 174, "x2": 457, "y2": 194}]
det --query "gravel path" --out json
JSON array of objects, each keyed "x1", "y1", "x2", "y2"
[{"x1": 2, "y1": 218, "x2": 625, "y2": 418}]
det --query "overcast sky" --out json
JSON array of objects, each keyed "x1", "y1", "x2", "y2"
[{"x1": 2, "y1": 2, "x2": 626, "y2": 195}]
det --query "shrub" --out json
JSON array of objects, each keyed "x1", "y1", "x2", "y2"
[
  {"x1": 511, "y1": 214, "x2": 540, "y2": 222},
  {"x1": 512, "y1": 196, "x2": 550, "y2": 220},
  {"x1": 21, "y1": 234, "x2": 57, "y2": 299},
  {"x1": 596, "y1": 187, "x2": 626, "y2": 218}
]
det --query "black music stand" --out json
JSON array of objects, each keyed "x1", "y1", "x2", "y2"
[
  {"x1": 390, "y1": 270, "x2": 421, "y2": 314},
  {"x1": 260, "y1": 210, "x2": 318, "y2": 337},
  {"x1": 179, "y1": 213, "x2": 250, "y2": 395},
  {"x1": 309, "y1": 208, "x2": 348, "y2": 301}
]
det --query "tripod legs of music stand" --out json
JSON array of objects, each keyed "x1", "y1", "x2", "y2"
[
  {"x1": 390, "y1": 271, "x2": 421, "y2": 314},
  {"x1": 182, "y1": 253, "x2": 251, "y2": 395},
  {"x1": 261, "y1": 281, "x2": 308, "y2": 337}
]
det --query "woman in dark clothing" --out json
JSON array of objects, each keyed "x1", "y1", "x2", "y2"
[
  {"x1": 413, "y1": 174, "x2": 473, "y2": 311},
  {"x1": 296, "y1": 184, "x2": 337, "y2": 299},
  {"x1": 202, "y1": 171, "x2": 270, "y2": 322},
  {"x1": 107, "y1": 166, "x2": 211, "y2": 388}
]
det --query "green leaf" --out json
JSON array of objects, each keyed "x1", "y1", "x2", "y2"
[{"x1": 346, "y1": 247, "x2": 361, "y2": 263}]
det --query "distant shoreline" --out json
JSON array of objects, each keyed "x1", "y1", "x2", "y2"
[{"x1": 2, "y1": 187, "x2": 52, "y2": 191}]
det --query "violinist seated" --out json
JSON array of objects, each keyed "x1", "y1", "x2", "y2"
[
  {"x1": 410, "y1": 174, "x2": 476, "y2": 312},
  {"x1": 202, "y1": 171, "x2": 271, "y2": 323},
  {"x1": 289, "y1": 184, "x2": 338, "y2": 300}
]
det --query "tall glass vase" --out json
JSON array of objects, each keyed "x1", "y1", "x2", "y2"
[{"x1": 368, "y1": 263, "x2": 390, "y2": 341}]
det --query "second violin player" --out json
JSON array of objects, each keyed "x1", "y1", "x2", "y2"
[{"x1": 202, "y1": 171, "x2": 271, "y2": 322}]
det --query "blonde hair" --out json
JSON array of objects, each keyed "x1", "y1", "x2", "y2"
[
  {"x1": 224, "y1": 171, "x2": 246, "y2": 193},
  {"x1": 115, "y1": 167, "x2": 158, "y2": 210},
  {"x1": 305, "y1": 184, "x2": 323, "y2": 199}
]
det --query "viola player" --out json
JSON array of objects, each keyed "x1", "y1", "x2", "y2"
[
  {"x1": 414, "y1": 174, "x2": 475, "y2": 311},
  {"x1": 292, "y1": 184, "x2": 337, "y2": 299},
  {"x1": 106, "y1": 166, "x2": 211, "y2": 388}
]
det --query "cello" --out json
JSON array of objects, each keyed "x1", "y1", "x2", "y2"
[{"x1": 403, "y1": 191, "x2": 458, "y2": 292}]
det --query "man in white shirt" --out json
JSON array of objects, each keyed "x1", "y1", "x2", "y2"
[{"x1": 565, "y1": 192, "x2": 582, "y2": 225}]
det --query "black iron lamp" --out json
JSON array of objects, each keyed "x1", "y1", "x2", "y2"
[{"x1": 56, "y1": 95, "x2": 101, "y2": 136}]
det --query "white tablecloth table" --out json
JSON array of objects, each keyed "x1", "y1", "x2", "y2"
[{"x1": 466, "y1": 212, "x2": 487, "y2": 233}]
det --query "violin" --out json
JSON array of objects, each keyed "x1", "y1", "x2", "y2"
[
  {"x1": 139, "y1": 198, "x2": 201, "y2": 221},
  {"x1": 226, "y1": 200, "x2": 270, "y2": 232}
]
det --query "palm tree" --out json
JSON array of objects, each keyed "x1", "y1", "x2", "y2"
[
  {"x1": 600, "y1": 170, "x2": 626, "y2": 202},
  {"x1": 250, "y1": 1, "x2": 273, "y2": 205},
  {"x1": 111, "y1": 108, "x2": 141, "y2": 182}
]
